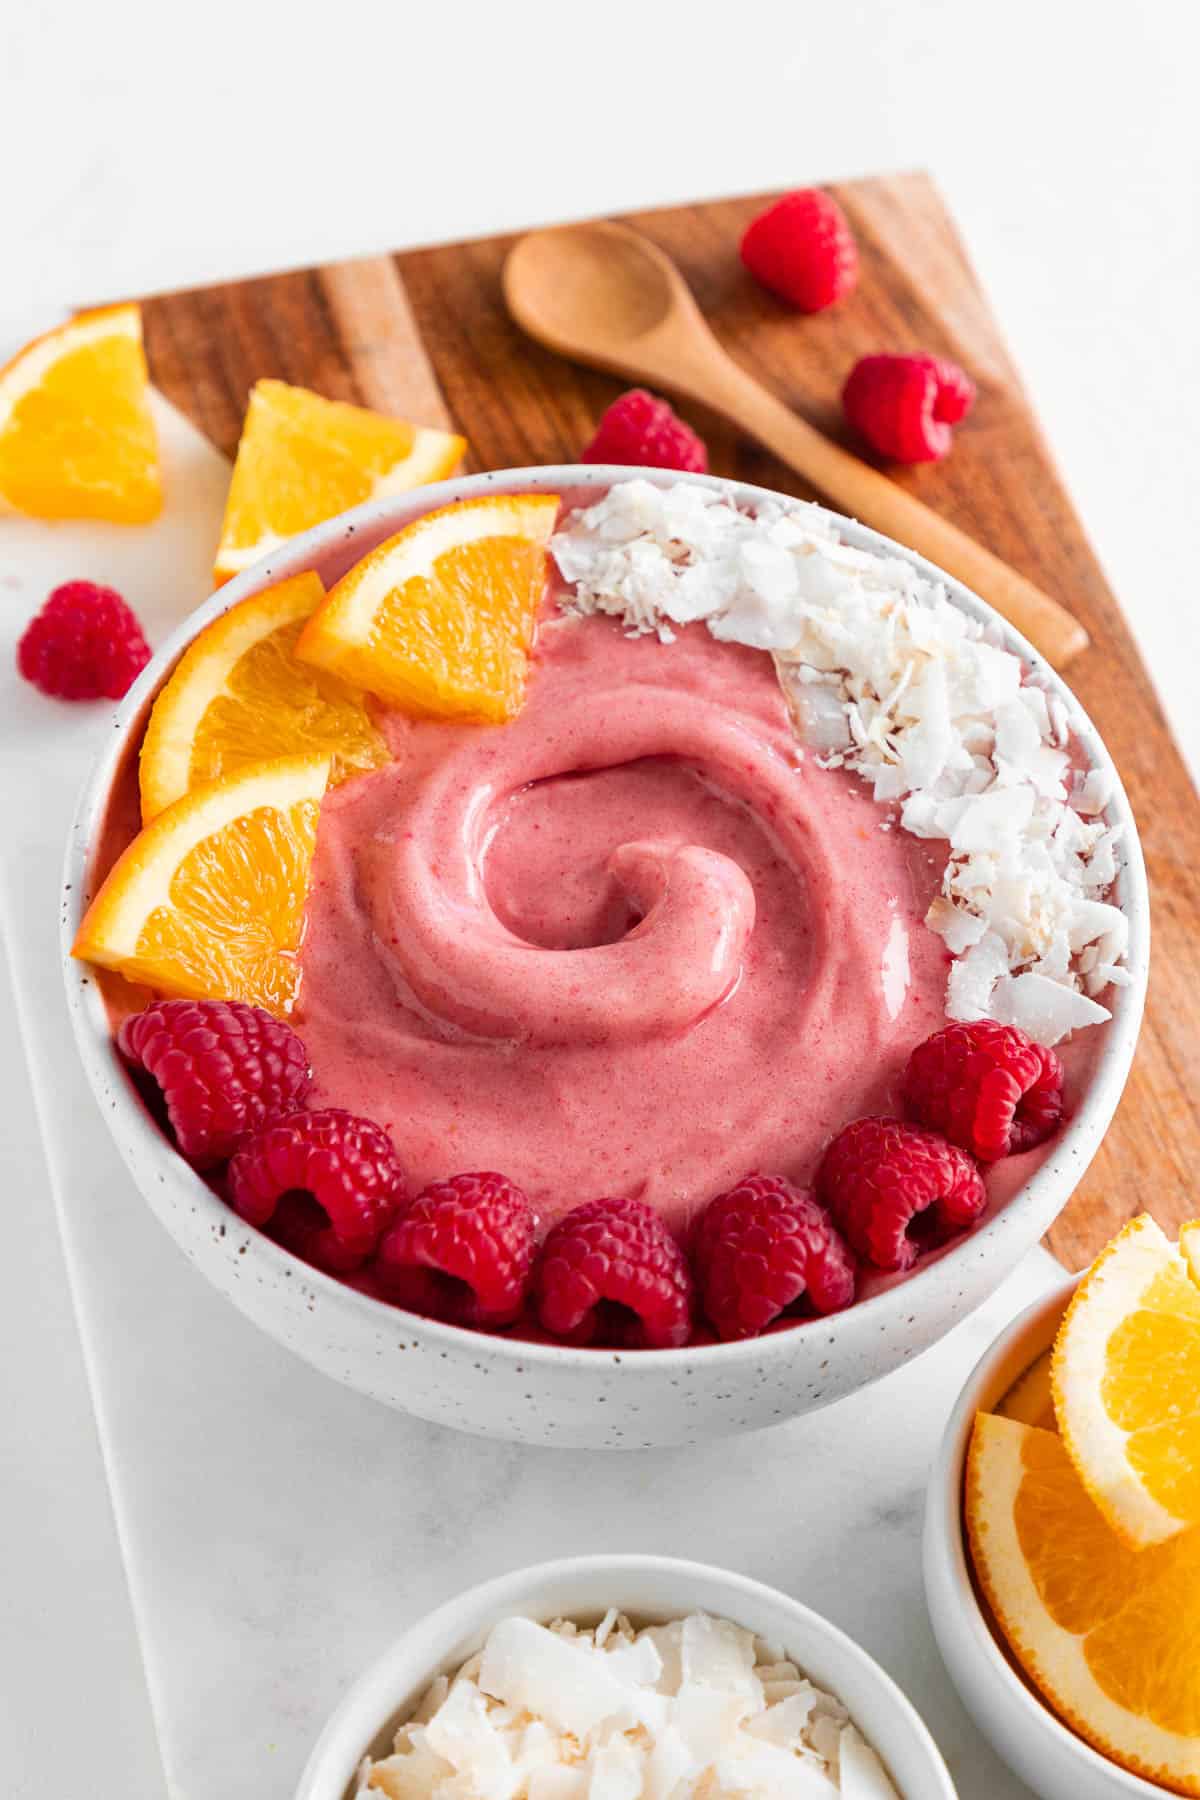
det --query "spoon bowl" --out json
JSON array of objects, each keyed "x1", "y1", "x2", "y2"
[{"x1": 503, "y1": 222, "x2": 686, "y2": 369}]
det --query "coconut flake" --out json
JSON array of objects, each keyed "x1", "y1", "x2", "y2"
[
  {"x1": 551, "y1": 480, "x2": 1130, "y2": 1045},
  {"x1": 990, "y1": 971, "x2": 1111, "y2": 1045},
  {"x1": 478, "y1": 1616, "x2": 640, "y2": 1739},
  {"x1": 360, "y1": 1609, "x2": 900, "y2": 1797},
  {"x1": 839, "y1": 1724, "x2": 901, "y2": 1799}
]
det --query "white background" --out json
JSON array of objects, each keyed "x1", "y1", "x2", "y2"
[
  {"x1": 3, "y1": 0, "x2": 1198, "y2": 777},
  {"x1": 1, "y1": 3, "x2": 1197, "y2": 1795}
]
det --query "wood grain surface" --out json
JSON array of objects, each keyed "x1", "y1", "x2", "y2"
[{"x1": 136, "y1": 171, "x2": 1200, "y2": 1270}]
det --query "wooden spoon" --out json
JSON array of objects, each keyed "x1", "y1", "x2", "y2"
[{"x1": 503, "y1": 221, "x2": 1088, "y2": 668}]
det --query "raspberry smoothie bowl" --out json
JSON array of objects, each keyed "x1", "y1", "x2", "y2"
[{"x1": 62, "y1": 466, "x2": 1147, "y2": 1446}]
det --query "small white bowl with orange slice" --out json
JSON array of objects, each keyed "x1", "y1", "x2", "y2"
[{"x1": 924, "y1": 1214, "x2": 1200, "y2": 1799}]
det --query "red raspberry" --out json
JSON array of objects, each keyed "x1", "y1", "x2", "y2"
[
  {"x1": 842, "y1": 352, "x2": 976, "y2": 464},
  {"x1": 534, "y1": 1196, "x2": 693, "y2": 1349},
  {"x1": 692, "y1": 1174, "x2": 856, "y2": 1342},
  {"x1": 374, "y1": 1172, "x2": 536, "y2": 1329},
  {"x1": 816, "y1": 1117, "x2": 986, "y2": 1272},
  {"x1": 581, "y1": 388, "x2": 708, "y2": 473},
  {"x1": 117, "y1": 998, "x2": 310, "y2": 1166},
  {"x1": 903, "y1": 1020, "x2": 1065, "y2": 1162},
  {"x1": 17, "y1": 580, "x2": 151, "y2": 700},
  {"x1": 228, "y1": 1108, "x2": 404, "y2": 1274},
  {"x1": 739, "y1": 189, "x2": 858, "y2": 313}
]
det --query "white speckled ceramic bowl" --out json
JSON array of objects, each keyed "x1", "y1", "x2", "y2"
[
  {"x1": 296, "y1": 1554, "x2": 957, "y2": 1800},
  {"x1": 61, "y1": 466, "x2": 1148, "y2": 1447},
  {"x1": 923, "y1": 1279, "x2": 1173, "y2": 1799}
]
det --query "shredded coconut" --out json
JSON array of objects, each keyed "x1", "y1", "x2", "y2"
[
  {"x1": 357, "y1": 1610, "x2": 899, "y2": 1799},
  {"x1": 551, "y1": 481, "x2": 1129, "y2": 1046}
]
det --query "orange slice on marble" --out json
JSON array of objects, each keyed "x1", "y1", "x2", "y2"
[{"x1": 0, "y1": 303, "x2": 161, "y2": 522}]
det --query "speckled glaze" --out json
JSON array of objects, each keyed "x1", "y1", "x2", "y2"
[
  {"x1": 61, "y1": 467, "x2": 1149, "y2": 1449},
  {"x1": 923, "y1": 1280, "x2": 1169, "y2": 1800},
  {"x1": 295, "y1": 1555, "x2": 957, "y2": 1800}
]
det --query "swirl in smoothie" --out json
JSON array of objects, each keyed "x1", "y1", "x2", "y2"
[{"x1": 296, "y1": 606, "x2": 950, "y2": 1230}]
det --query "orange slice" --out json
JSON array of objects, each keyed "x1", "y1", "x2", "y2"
[
  {"x1": 0, "y1": 304, "x2": 161, "y2": 521},
  {"x1": 966, "y1": 1412, "x2": 1200, "y2": 1793},
  {"x1": 997, "y1": 1348, "x2": 1057, "y2": 1431},
  {"x1": 213, "y1": 380, "x2": 466, "y2": 582},
  {"x1": 1052, "y1": 1214, "x2": 1200, "y2": 1547},
  {"x1": 138, "y1": 572, "x2": 388, "y2": 821},
  {"x1": 72, "y1": 754, "x2": 328, "y2": 1016},
  {"x1": 296, "y1": 492, "x2": 559, "y2": 722},
  {"x1": 1182, "y1": 1222, "x2": 1200, "y2": 1293}
]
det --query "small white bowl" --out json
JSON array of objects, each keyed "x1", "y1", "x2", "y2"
[
  {"x1": 296, "y1": 1553, "x2": 956, "y2": 1800},
  {"x1": 61, "y1": 464, "x2": 1149, "y2": 1448},
  {"x1": 923, "y1": 1278, "x2": 1171, "y2": 1799}
]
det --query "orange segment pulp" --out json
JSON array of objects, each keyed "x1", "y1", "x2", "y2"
[
  {"x1": 0, "y1": 304, "x2": 161, "y2": 521},
  {"x1": 138, "y1": 572, "x2": 388, "y2": 821},
  {"x1": 296, "y1": 492, "x2": 560, "y2": 722},
  {"x1": 73, "y1": 755, "x2": 329, "y2": 1016},
  {"x1": 213, "y1": 380, "x2": 466, "y2": 581}
]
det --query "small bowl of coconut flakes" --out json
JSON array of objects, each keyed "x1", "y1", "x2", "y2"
[{"x1": 296, "y1": 1555, "x2": 956, "y2": 1800}]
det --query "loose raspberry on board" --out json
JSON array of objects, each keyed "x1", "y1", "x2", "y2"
[
  {"x1": 842, "y1": 352, "x2": 975, "y2": 463},
  {"x1": 18, "y1": 580, "x2": 150, "y2": 700},
  {"x1": 739, "y1": 189, "x2": 858, "y2": 313},
  {"x1": 581, "y1": 388, "x2": 708, "y2": 473}
]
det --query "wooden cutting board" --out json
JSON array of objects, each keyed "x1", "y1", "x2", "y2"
[{"x1": 132, "y1": 170, "x2": 1200, "y2": 1271}]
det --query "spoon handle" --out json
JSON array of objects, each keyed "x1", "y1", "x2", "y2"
[{"x1": 690, "y1": 356, "x2": 1089, "y2": 668}]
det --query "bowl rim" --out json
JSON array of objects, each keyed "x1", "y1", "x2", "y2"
[
  {"x1": 923, "y1": 1273, "x2": 1172, "y2": 1797},
  {"x1": 60, "y1": 463, "x2": 1150, "y2": 1371},
  {"x1": 295, "y1": 1550, "x2": 957, "y2": 1800}
]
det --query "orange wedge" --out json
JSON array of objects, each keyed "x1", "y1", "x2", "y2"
[
  {"x1": 296, "y1": 492, "x2": 559, "y2": 722},
  {"x1": 1182, "y1": 1222, "x2": 1200, "y2": 1293},
  {"x1": 73, "y1": 754, "x2": 328, "y2": 1016},
  {"x1": 967, "y1": 1412, "x2": 1200, "y2": 1793},
  {"x1": 213, "y1": 380, "x2": 466, "y2": 582},
  {"x1": 138, "y1": 572, "x2": 388, "y2": 821},
  {"x1": 0, "y1": 304, "x2": 161, "y2": 521},
  {"x1": 996, "y1": 1348, "x2": 1057, "y2": 1431},
  {"x1": 1052, "y1": 1214, "x2": 1200, "y2": 1548}
]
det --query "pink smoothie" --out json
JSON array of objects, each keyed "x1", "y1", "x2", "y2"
[{"x1": 296, "y1": 603, "x2": 953, "y2": 1231}]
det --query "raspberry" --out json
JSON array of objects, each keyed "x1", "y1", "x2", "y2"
[
  {"x1": 816, "y1": 1117, "x2": 986, "y2": 1272},
  {"x1": 117, "y1": 998, "x2": 310, "y2": 1166},
  {"x1": 692, "y1": 1174, "x2": 856, "y2": 1341},
  {"x1": 534, "y1": 1196, "x2": 693, "y2": 1349},
  {"x1": 903, "y1": 1020, "x2": 1065, "y2": 1162},
  {"x1": 581, "y1": 388, "x2": 707, "y2": 473},
  {"x1": 739, "y1": 189, "x2": 858, "y2": 313},
  {"x1": 17, "y1": 580, "x2": 151, "y2": 700},
  {"x1": 228, "y1": 1108, "x2": 404, "y2": 1274},
  {"x1": 374, "y1": 1171, "x2": 536, "y2": 1329},
  {"x1": 842, "y1": 353, "x2": 976, "y2": 464}
]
